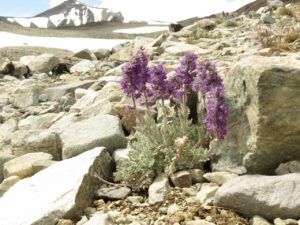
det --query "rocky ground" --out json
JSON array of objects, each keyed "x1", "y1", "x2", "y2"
[{"x1": 0, "y1": 0, "x2": 300, "y2": 225}]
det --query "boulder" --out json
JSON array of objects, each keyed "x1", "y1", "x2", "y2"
[
  {"x1": 148, "y1": 173, "x2": 170, "y2": 205},
  {"x1": 70, "y1": 60, "x2": 95, "y2": 74},
  {"x1": 133, "y1": 36, "x2": 155, "y2": 49},
  {"x1": 73, "y1": 49, "x2": 97, "y2": 61},
  {"x1": 11, "y1": 130, "x2": 62, "y2": 160},
  {"x1": 212, "y1": 56, "x2": 300, "y2": 174},
  {"x1": 276, "y1": 161, "x2": 300, "y2": 175},
  {"x1": 214, "y1": 174, "x2": 300, "y2": 220},
  {"x1": 3, "y1": 152, "x2": 53, "y2": 179},
  {"x1": 18, "y1": 113, "x2": 58, "y2": 130},
  {"x1": 0, "y1": 148, "x2": 112, "y2": 225},
  {"x1": 59, "y1": 115, "x2": 127, "y2": 159},
  {"x1": 186, "y1": 220, "x2": 216, "y2": 225},
  {"x1": 20, "y1": 54, "x2": 59, "y2": 74},
  {"x1": 42, "y1": 80, "x2": 96, "y2": 101},
  {"x1": 261, "y1": 14, "x2": 275, "y2": 24}
]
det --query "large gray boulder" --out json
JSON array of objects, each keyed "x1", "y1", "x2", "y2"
[
  {"x1": 212, "y1": 56, "x2": 300, "y2": 174},
  {"x1": 59, "y1": 115, "x2": 127, "y2": 159},
  {"x1": 20, "y1": 54, "x2": 59, "y2": 74},
  {"x1": 0, "y1": 147, "x2": 112, "y2": 225},
  {"x1": 11, "y1": 130, "x2": 62, "y2": 160},
  {"x1": 42, "y1": 80, "x2": 96, "y2": 101},
  {"x1": 214, "y1": 174, "x2": 300, "y2": 220}
]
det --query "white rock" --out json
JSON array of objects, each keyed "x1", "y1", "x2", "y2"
[
  {"x1": 203, "y1": 172, "x2": 238, "y2": 186},
  {"x1": 70, "y1": 60, "x2": 95, "y2": 74},
  {"x1": 148, "y1": 173, "x2": 170, "y2": 205},
  {"x1": 20, "y1": 54, "x2": 59, "y2": 73},
  {"x1": 250, "y1": 216, "x2": 272, "y2": 225},
  {"x1": 196, "y1": 183, "x2": 219, "y2": 205},
  {"x1": 84, "y1": 213, "x2": 112, "y2": 225},
  {"x1": 0, "y1": 147, "x2": 112, "y2": 225}
]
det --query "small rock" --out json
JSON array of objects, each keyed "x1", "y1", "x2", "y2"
[
  {"x1": 195, "y1": 183, "x2": 219, "y2": 205},
  {"x1": 203, "y1": 172, "x2": 238, "y2": 186},
  {"x1": 57, "y1": 219, "x2": 75, "y2": 225},
  {"x1": 186, "y1": 220, "x2": 216, "y2": 225},
  {"x1": 189, "y1": 169, "x2": 205, "y2": 184},
  {"x1": 169, "y1": 23, "x2": 183, "y2": 32},
  {"x1": 84, "y1": 213, "x2": 112, "y2": 225},
  {"x1": 167, "y1": 203, "x2": 180, "y2": 215},
  {"x1": 70, "y1": 60, "x2": 95, "y2": 74},
  {"x1": 250, "y1": 216, "x2": 271, "y2": 225},
  {"x1": 148, "y1": 173, "x2": 170, "y2": 205},
  {"x1": 170, "y1": 171, "x2": 192, "y2": 188},
  {"x1": 276, "y1": 161, "x2": 300, "y2": 175},
  {"x1": 261, "y1": 14, "x2": 275, "y2": 24},
  {"x1": 127, "y1": 196, "x2": 144, "y2": 205},
  {"x1": 93, "y1": 48, "x2": 111, "y2": 60},
  {"x1": 274, "y1": 218, "x2": 299, "y2": 225},
  {"x1": 74, "y1": 49, "x2": 97, "y2": 61},
  {"x1": 96, "y1": 187, "x2": 131, "y2": 200}
]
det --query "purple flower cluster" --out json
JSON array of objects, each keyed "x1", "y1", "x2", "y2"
[
  {"x1": 120, "y1": 50, "x2": 228, "y2": 141},
  {"x1": 169, "y1": 52, "x2": 200, "y2": 99},
  {"x1": 149, "y1": 64, "x2": 170, "y2": 99},
  {"x1": 120, "y1": 50, "x2": 151, "y2": 99},
  {"x1": 204, "y1": 85, "x2": 228, "y2": 140},
  {"x1": 197, "y1": 60, "x2": 228, "y2": 140}
]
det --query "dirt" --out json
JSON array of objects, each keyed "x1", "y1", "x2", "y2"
[{"x1": 93, "y1": 187, "x2": 250, "y2": 225}]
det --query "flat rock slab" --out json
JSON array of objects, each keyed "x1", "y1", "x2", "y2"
[
  {"x1": 214, "y1": 173, "x2": 300, "y2": 220},
  {"x1": 0, "y1": 147, "x2": 112, "y2": 225},
  {"x1": 43, "y1": 80, "x2": 96, "y2": 101},
  {"x1": 59, "y1": 115, "x2": 127, "y2": 159},
  {"x1": 96, "y1": 187, "x2": 131, "y2": 200}
]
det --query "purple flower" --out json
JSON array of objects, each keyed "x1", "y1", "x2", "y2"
[
  {"x1": 120, "y1": 50, "x2": 151, "y2": 99},
  {"x1": 170, "y1": 52, "x2": 200, "y2": 100},
  {"x1": 149, "y1": 64, "x2": 171, "y2": 100},
  {"x1": 203, "y1": 84, "x2": 228, "y2": 140}
]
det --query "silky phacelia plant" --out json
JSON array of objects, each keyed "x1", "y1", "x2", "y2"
[{"x1": 120, "y1": 50, "x2": 228, "y2": 141}]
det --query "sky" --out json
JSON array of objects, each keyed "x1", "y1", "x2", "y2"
[{"x1": 0, "y1": 0, "x2": 254, "y2": 22}]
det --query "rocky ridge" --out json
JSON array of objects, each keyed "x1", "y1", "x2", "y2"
[{"x1": 0, "y1": 0, "x2": 300, "y2": 224}]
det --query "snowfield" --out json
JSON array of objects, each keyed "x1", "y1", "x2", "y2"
[
  {"x1": 113, "y1": 26, "x2": 168, "y2": 34},
  {"x1": 0, "y1": 32, "x2": 129, "y2": 52}
]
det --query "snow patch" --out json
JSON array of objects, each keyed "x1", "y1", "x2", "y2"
[
  {"x1": 114, "y1": 26, "x2": 168, "y2": 34},
  {"x1": 0, "y1": 32, "x2": 129, "y2": 52}
]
